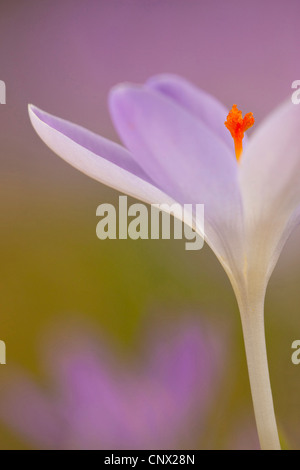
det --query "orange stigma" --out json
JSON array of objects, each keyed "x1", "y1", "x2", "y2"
[{"x1": 224, "y1": 104, "x2": 255, "y2": 161}]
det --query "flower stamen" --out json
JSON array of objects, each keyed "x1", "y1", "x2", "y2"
[{"x1": 225, "y1": 104, "x2": 255, "y2": 161}]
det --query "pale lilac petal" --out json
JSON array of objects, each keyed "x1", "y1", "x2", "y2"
[
  {"x1": 109, "y1": 84, "x2": 236, "y2": 205},
  {"x1": 146, "y1": 74, "x2": 234, "y2": 152},
  {"x1": 109, "y1": 84, "x2": 245, "y2": 273},
  {"x1": 28, "y1": 105, "x2": 176, "y2": 208},
  {"x1": 240, "y1": 100, "x2": 300, "y2": 282},
  {"x1": 241, "y1": 100, "x2": 300, "y2": 220}
]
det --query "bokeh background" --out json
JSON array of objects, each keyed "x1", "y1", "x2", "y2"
[{"x1": 1, "y1": 0, "x2": 300, "y2": 449}]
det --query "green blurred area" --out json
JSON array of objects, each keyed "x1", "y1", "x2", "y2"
[{"x1": 1, "y1": 156, "x2": 300, "y2": 449}]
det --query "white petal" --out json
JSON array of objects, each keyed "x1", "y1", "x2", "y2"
[
  {"x1": 28, "y1": 105, "x2": 178, "y2": 209},
  {"x1": 240, "y1": 99, "x2": 300, "y2": 283}
]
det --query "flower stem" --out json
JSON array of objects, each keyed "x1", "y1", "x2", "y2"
[{"x1": 240, "y1": 301, "x2": 281, "y2": 450}]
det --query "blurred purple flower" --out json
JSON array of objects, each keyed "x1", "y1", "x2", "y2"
[{"x1": 0, "y1": 319, "x2": 222, "y2": 450}]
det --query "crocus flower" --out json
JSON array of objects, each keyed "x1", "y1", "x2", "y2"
[
  {"x1": 0, "y1": 319, "x2": 221, "y2": 450},
  {"x1": 28, "y1": 74, "x2": 300, "y2": 449},
  {"x1": 227, "y1": 418, "x2": 260, "y2": 451}
]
